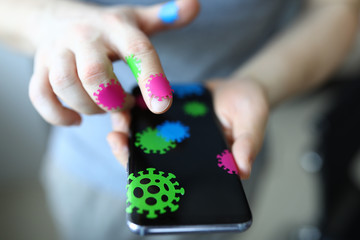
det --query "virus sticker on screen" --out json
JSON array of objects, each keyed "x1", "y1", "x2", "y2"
[
  {"x1": 126, "y1": 168, "x2": 185, "y2": 219},
  {"x1": 156, "y1": 120, "x2": 190, "y2": 143},
  {"x1": 135, "y1": 127, "x2": 176, "y2": 154},
  {"x1": 183, "y1": 101, "x2": 208, "y2": 117}
]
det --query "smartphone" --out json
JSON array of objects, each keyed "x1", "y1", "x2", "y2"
[{"x1": 127, "y1": 83, "x2": 252, "y2": 235}]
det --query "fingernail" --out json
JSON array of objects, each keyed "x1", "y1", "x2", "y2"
[
  {"x1": 150, "y1": 97, "x2": 171, "y2": 113},
  {"x1": 239, "y1": 162, "x2": 252, "y2": 179},
  {"x1": 145, "y1": 73, "x2": 173, "y2": 113},
  {"x1": 159, "y1": 1, "x2": 179, "y2": 24}
]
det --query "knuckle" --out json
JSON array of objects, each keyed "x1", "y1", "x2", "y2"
[
  {"x1": 127, "y1": 40, "x2": 154, "y2": 56},
  {"x1": 49, "y1": 71, "x2": 76, "y2": 92},
  {"x1": 101, "y1": 9, "x2": 134, "y2": 27},
  {"x1": 79, "y1": 62, "x2": 108, "y2": 85},
  {"x1": 70, "y1": 24, "x2": 95, "y2": 41},
  {"x1": 102, "y1": 12, "x2": 126, "y2": 26}
]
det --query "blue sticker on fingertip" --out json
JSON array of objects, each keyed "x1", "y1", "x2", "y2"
[{"x1": 159, "y1": 1, "x2": 179, "y2": 24}]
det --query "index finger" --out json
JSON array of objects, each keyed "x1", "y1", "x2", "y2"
[{"x1": 109, "y1": 26, "x2": 173, "y2": 114}]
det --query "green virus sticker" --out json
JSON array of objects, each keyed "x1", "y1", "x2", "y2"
[
  {"x1": 126, "y1": 168, "x2": 185, "y2": 219},
  {"x1": 183, "y1": 100, "x2": 208, "y2": 117},
  {"x1": 125, "y1": 54, "x2": 141, "y2": 82},
  {"x1": 135, "y1": 127, "x2": 176, "y2": 154}
]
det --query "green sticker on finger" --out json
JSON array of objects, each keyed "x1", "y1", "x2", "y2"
[{"x1": 125, "y1": 54, "x2": 142, "y2": 82}]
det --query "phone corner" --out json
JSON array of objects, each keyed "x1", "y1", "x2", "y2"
[
  {"x1": 127, "y1": 220, "x2": 146, "y2": 236},
  {"x1": 239, "y1": 218, "x2": 253, "y2": 232}
]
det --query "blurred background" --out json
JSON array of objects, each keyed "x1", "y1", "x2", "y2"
[{"x1": 0, "y1": 30, "x2": 360, "y2": 240}]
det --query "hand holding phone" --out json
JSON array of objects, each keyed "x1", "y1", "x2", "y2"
[{"x1": 127, "y1": 84, "x2": 252, "y2": 235}]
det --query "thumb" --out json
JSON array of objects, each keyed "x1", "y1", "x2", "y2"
[
  {"x1": 135, "y1": 0, "x2": 200, "y2": 35},
  {"x1": 209, "y1": 79, "x2": 269, "y2": 179}
]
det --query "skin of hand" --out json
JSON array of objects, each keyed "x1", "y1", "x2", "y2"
[
  {"x1": 107, "y1": 78, "x2": 268, "y2": 179},
  {"x1": 108, "y1": 79, "x2": 268, "y2": 179},
  {"x1": 26, "y1": 0, "x2": 200, "y2": 126},
  {"x1": 108, "y1": 0, "x2": 360, "y2": 179},
  {"x1": 207, "y1": 79, "x2": 269, "y2": 179}
]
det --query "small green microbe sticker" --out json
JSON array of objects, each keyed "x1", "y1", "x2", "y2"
[
  {"x1": 183, "y1": 100, "x2": 208, "y2": 117},
  {"x1": 125, "y1": 54, "x2": 141, "y2": 82},
  {"x1": 135, "y1": 127, "x2": 176, "y2": 154},
  {"x1": 126, "y1": 168, "x2": 185, "y2": 219}
]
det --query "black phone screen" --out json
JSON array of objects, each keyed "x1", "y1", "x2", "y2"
[{"x1": 127, "y1": 84, "x2": 252, "y2": 231}]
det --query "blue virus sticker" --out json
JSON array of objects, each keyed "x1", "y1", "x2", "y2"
[
  {"x1": 172, "y1": 84, "x2": 205, "y2": 99},
  {"x1": 156, "y1": 120, "x2": 190, "y2": 143},
  {"x1": 159, "y1": 1, "x2": 179, "y2": 24}
]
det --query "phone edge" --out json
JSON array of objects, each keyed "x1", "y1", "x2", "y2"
[{"x1": 127, "y1": 219, "x2": 252, "y2": 236}]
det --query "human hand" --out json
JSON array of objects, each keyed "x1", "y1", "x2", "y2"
[
  {"x1": 109, "y1": 78, "x2": 269, "y2": 178},
  {"x1": 28, "y1": 0, "x2": 200, "y2": 126},
  {"x1": 207, "y1": 79, "x2": 269, "y2": 179}
]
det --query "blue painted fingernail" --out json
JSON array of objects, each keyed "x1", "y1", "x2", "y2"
[{"x1": 159, "y1": 1, "x2": 179, "y2": 24}]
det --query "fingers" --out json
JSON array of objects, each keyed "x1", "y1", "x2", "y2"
[
  {"x1": 107, "y1": 131, "x2": 129, "y2": 168},
  {"x1": 48, "y1": 49, "x2": 103, "y2": 115},
  {"x1": 231, "y1": 83, "x2": 269, "y2": 179},
  {"x1": 109, "y1": 26, "x2": 173, "y2": 114},
  {"x1": 71, "y1": 42, "x2": 133, "y2": 112},
  {"x1": 111, "y1": 111, "x2": 131, "y2": 133},
  {"x1": 231, "y1": 131, "x2": 261, "y2": 180},
  {"x1": 30, "y1": 0, "x2": 200, "y2": 126},
  {"x1": 134, "y1": 0, "x2": 200, "y2": 35},
  {"x1": 107, "y1": 111, "x2": 131, "y2": 168},
  {"x1": 211, "y1": 80, "x2": 269, "y2": 179},
  {"x1": 106, "y1": 0, "x2": 200, "y2": 114},
  {"x1": 29, "y1": 52, "x2": 82, "y2": 126}
]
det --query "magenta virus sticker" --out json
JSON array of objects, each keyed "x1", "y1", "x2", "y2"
[
  {"x1": 93, "y1": 79, "x2": 126, "y2": 110},
  {"x1": 217, "y1": 149, "x2": 239, "y2": 175},
  {"x1": 145, "y1": 73, "x2": 173, "y2": 101}
]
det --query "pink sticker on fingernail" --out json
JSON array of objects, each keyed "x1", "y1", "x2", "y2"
[
  {"x1": 145, "y1": 73, "x2": 173, "y2": 101},
  {"x1": 217, "y1": 149, "x2": 239, "y2": 175},
  {"x1": 93, "y1": 79, "x2": 126, "y2": 110}
]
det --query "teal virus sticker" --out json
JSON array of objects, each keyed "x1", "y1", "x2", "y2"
[{"x1": 126, "y1": 168, "x2": 185, "y2": 219}]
